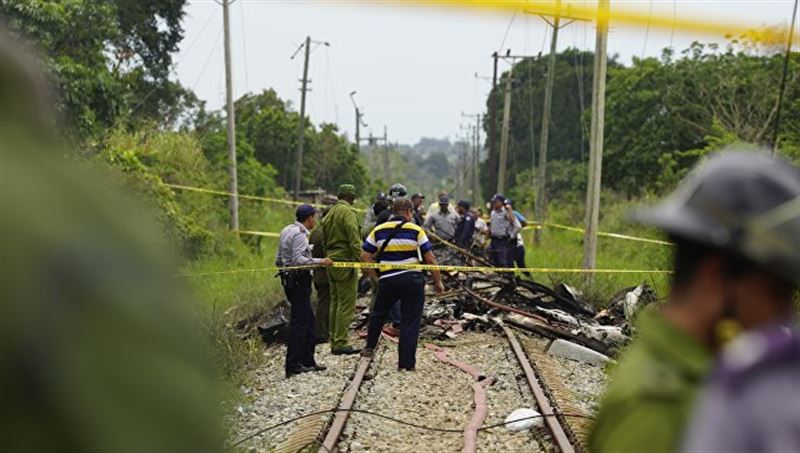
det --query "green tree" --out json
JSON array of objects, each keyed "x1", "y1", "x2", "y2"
[{"x1": 1, "y1": 0, "x2": 190, "y2": 137}]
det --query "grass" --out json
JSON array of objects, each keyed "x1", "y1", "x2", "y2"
[{"x1": 519, "y1": 197, "x2": 673, "y2": 307}]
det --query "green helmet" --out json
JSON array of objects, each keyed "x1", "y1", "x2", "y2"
[{"x1": 632, "y1": 150, "x2": 800, "y2": 285}]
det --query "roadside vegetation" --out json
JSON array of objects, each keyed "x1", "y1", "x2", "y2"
[{"x1": 3, "y1": 1, "x2": 796, "y2": 385}]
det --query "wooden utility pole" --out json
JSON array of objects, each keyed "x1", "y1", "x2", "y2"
[
  {"x1": 222, "y1": 0, "x2": 239, "y2": 232},
  {"x1": 497, "y1": 64, "x2": 514, "y2": 195},
  {"x1": 473, "y1": 115, "x2": 482, "y2": 202},
  {"x1": 488, "y1": 52, "x2": 500, "y2": 196},
  {"x1": 462, "y1": 112, "x2": 483, "y2": 202},
  {"x1": 534, "y1": 0, "x2": 561, "y2": 245},
  {"x1": 293, "y1": 36, "x2": 311, "y2": 199},
  {"x1": 582, "y1": 0, "x2": 610, "y2": 271},
  {"x1": 349, "y1": 91, "x2": 366, "y2": 152},
  {"x1": 382, "y1": 126, "x2": 390, "y2": 182}
]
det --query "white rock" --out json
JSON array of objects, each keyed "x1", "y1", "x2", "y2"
[
  {"x1": 504, "y1": 408, "x2": 544, "y2": 431},
  {"x1": 547, "y1": 339, "x2": 613, "y2": 367}
]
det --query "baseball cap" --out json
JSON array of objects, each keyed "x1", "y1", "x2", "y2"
[{"x1": 295, "y1": 204, "x2": 317, "y2": 221}]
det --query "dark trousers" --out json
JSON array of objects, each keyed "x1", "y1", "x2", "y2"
[
  {"x1": 282, "y1": 272, "x2": 317, "y2": 371},
  {"x1": 514, "y1": 244, "x2": 531, "y2": 276},
  {"x1": 313, "y1": 280, "x2": 330, "y2": 342},
  {"x1": 365, "y1": 272, "x2": 425, "y2": 370},
  {"x1": 489, "y1": 237, "x2": 513, "y2": 267}
]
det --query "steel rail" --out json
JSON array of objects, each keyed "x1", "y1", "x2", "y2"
[
  {"x1": 501, "y1": 324, "x2": 576, "y2": 453},
  {"x1": 319, "y1": 341, "x2": 379, "y2": 452}
]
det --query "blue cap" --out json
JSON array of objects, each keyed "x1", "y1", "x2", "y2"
[
  {"x1": 491, "y1": 193, "x2": 505, "y2": 203},
  {"x1": 295, "y1": 204, "x2": 317, "y2": 221}
]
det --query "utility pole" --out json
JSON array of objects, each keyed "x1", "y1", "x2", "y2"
[
  {"x1": 488, "y1": 52, "x2": 500, "y2": 197},
  {"x1": 534, "y1": 0, "x2": 560, "y2": 245},
  {"x1": 349, "y1": 91, "x2": 366, "y2": 152},
  {"x1": 473, "y1": 116, "x2": 481, "y2": 202},
  {"x1": 382, "y1": 126, "x2": 390, "y2": 183},
  {"x1": 582, "y1": 0, "x2": 610, "y2": 271},
  {"x1": 462, "y1": 112, "x2": 483, "y2": 202},
  {"x1": 525, "y1": 0, "x2": 587, "y2": 245},
  {"x1": 293, "y1": 36, "x2": 311, "y2": 199},
  {"x1": 497, "y1": 63, "x2": 514, "y2": 195},
  {"x1": 222, "y1": 0, "x2": 239, "y2": 232},
  {"x1": 291, "y1": 36, "x2": 330, "y2": 198}
]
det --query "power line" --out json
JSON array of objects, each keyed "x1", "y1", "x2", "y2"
[
  {"x1": 641, "y1": 0, "x2": 654, "y2": 60},
  {"x1": 498, "y1": 9, "x2": 518, "y2": 52},
  {"x1": 669, "y1": 0, "x2": 677, "y2": 50},
  {"x1": 192, "y1": 25, "x2": 224, "y2": 91}
]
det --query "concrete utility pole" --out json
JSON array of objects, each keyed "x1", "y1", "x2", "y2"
[
  {"x1": 582, "y1": 0, "x2": 610, "y2": 271},
  {"x1": 222, "y1": 0, "x2": 239, "y2": 232},
  {"x1": 497, "y1": 63, "x2": 514, "y2": 195},
  {"x1": 534, "y1": 0, "x2": 560, "y2": 245},
  {"x1": 293, "y1": 36, "x2": 311, "y2": 199},
  {"x1": 488, "y1": 52, "x2": 500, "y2": 197},
  {"x1": 525, "y1": 0, "x2": 587, "y2": 245}
]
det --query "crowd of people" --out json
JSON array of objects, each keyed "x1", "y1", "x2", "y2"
[
  {"x1": 276, "y1": 181, "x2": 537, "y2": 375},
  {"x1": 277, "y1": 153, "x2": 799, "y2": 452}
]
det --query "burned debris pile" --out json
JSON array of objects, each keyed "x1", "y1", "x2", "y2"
[{"x1": 244, "y1": 245, "x2": 658, "y2": 359}]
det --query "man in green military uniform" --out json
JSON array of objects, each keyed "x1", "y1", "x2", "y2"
[
  {"x1": 589, "y1": 150, "x2": 799, "y2": 452},
  {"x1": 309, "y1": 209, "x2": 330, "y2": 343},
  {"x1": 321, "y1": 184, "x2": 362, "y2": 355}
]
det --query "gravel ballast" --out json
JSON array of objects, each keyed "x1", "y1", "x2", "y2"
[{"x1": 228, "y1": 328, "x2": 608, "y2": 452}]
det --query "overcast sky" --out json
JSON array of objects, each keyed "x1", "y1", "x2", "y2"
[{"x1": 174, "y1": 1, "x2": 795, "y2": 144}]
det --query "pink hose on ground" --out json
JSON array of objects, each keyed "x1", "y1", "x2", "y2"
[{"x1": 424, "y1": 343, "x2": 496, "y2": 453}]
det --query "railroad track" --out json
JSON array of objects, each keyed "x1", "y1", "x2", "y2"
[{"x1": 305, "y1": 327, "x2": 579, "y2": 453}]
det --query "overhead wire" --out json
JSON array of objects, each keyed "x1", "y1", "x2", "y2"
[
  {"x1": 641, "y1": 0, "x2": 654, "y2": 60},
  {"x1": 128, "y1": 5, "x2": 218, "y2": 116},
  {"x1": 192, "y1": 24, "x2": 223, "y2": 91},
  {"x1": 498, "y1": 9, "x2": 519, "y2": 53}
]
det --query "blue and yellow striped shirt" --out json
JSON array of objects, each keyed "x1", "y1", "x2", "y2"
[{"x1": 362, "y1": 219, "x2": 433, "y2": 280}]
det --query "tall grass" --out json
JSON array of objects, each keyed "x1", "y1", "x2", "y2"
[{"x1": 520, "y1": 196, "x2": 673, "y2": 307}]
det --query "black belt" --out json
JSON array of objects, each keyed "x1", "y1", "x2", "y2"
[{"x1": 491, "y1": 236, "x2": 510, "y2": 240}]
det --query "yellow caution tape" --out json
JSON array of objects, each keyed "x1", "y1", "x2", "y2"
[
  {"x1": 384, "y1": 1, "x2": 798, "y2": 47},
  {"x1": 524, "y1": 222, "x2": 673, "y2": 246},
  {"x1": 175, "y1": 260, "x2": 672, "y2": 278},
  {"x1": 236, "y1": 229, "x2": 280, "y2": 238},
  {"x1": 163, "y1": 183, "x2": 368, "y2": 212}
]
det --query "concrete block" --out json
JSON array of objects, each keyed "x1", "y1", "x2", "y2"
[{"x1": 547, "y1": 339, "x2": 613, "y2": 367}]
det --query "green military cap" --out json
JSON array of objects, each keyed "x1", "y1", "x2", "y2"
[{"x1": 338, "y1": 184, "x2": 356, "y2": 196}]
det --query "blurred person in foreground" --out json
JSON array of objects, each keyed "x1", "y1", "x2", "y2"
[
  {"x1": 321, "y1": 184, "x2": 363, "y2": 355},
  {"x1": 360, "y1": 198, "x2": 445, "y2": 370},
  {"x1": 276, "y1": 204, "x2": 333, "y2": 377},
  {"x1": 681, "y1": 159, "x2": 799, "y2": 451},
  {"x1": 589, "y1": 150, "x2": 799, "y2": 452},
  {"x1": 0, "y1": 28, "x2": 222, "y2": 449}
]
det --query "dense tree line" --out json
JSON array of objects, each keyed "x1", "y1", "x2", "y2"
[{"x1": 483, "y1": 39, "x2": 800, "y2": 206}]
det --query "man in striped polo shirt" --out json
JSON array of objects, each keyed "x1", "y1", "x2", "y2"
[{"x1": 360, "y1": 198, "x2": 445, "y2": 370}]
